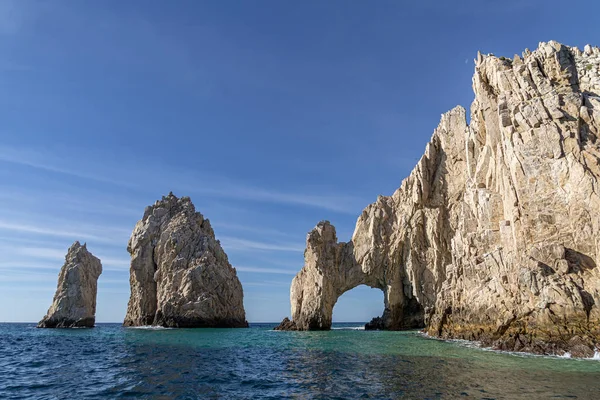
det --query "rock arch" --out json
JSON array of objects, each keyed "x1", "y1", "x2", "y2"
[
  {"x1": 283, "y1": 221, "x2": 424, "y2": 331},
  {"x1": 277, "y1": 107, "x2": 465, "y2": 332},
  {"x1": 278, "y1": 42, "x2": 600, "y2": 358}
]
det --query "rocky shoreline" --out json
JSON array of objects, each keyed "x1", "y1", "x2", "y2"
[{"x1": 421, "y1": 330, "x2": 600, "y2": 359}]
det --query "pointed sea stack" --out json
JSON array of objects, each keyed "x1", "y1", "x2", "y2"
[
  {"x1": 38, "y1": 242, "x2": 102, "y2": 328},
  {"x1": 123, "y1": 193, "x2": 248, "y2": 328}
]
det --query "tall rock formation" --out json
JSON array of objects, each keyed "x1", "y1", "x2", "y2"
[
  {"x1": 38, "y1": 242, "x2": 102, "y2": 328},
  {"x1": 123, "y1": 193, "x2": 248, "y2": 328},
  {"x1": 278, "y1": 41, "x2": 600, "y2": 356}
]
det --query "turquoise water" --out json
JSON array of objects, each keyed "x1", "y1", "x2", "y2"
[{"x1": 1, "y1": 323, "x2": 599, "y2": 399}]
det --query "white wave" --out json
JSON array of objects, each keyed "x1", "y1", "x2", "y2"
[
  {"x1": 126, "y1": 325, "x2": 174, "y2": 330},
  {"x1": 417, "y1": 331, "x2": 600, "y2": 361},
  {"x1": 331, "y1": 326, "x2": 365, "y2": 330}
]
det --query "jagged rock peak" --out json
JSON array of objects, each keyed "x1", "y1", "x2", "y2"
[
  {"x1": 278, "y1": 41, "x2": 600, "y2": 357},
  {"x1": 38, "y1": 241, "x2": 102, "y2": 328},
  {"x1": 123, "y1": 193, "x2": 248, "y2": 328}
]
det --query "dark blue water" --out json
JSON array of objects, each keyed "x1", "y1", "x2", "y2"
[{"x1": 1, "y1": 323, "x2": 599, "y2": 399}]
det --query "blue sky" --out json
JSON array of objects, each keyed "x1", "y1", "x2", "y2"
[{"x1": 0, "y1": 0, "x2": 597, "y2": 323}]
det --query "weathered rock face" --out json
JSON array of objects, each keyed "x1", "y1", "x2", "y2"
[
  {"x1": 38, "y1": 242, "x2": 102, "y2": 328},
  {"x1": 280, "y1": 41, "x2": 600, "y2": 356},
  {"x1": 123, "y1": 193, "x2": 248, "y2": 328}
]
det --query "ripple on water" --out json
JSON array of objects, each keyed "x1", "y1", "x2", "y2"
[{"x1": 0, "y1": 323, "x2": 599, "y2": 399}]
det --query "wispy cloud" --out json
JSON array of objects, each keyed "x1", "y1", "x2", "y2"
[
  {"x1": 1, "y1": 245, "x2": 129, "y2": 272},
  {"x1": 221, "y1": 236, "x2": 304, "y2": 253},
  {"x1": 213, "y1": 222, "x2": 296, "y2": 239},
  {"x1": 0, "y1": 270, "x2": 58, "y2": 282},
  {"x1": 0, "y1": 145, "x2": 362, "y2": 214},
  {"x1": 244, "y1": 281, "x2": 291, "y2": 287},
  {"x1": 0, "y1": 146, "x2": 134, "y2": 188},
  {"x1": 0, "y1": 187, "x2": 141, "y2": 218},
  {"x1": 14, "y1": 246, "x2": 65, "y2": 260},
  {"x1": 0, "y1": 268, "x2": 125, "y2": 285},
  {"x1": 99, "y1": 257, "x2": 130, "y2": 270},
  {"x1": 0, "y1": 261, "x2": 60, "y2": 270},
  {"x1": 234, "y1": 266, "x2": 298, "y2": 275},
  {"x1": 0, "y1": 285, "x2": 54, "y2": 292},
  {"x1": 0, "y1": 219, "x2": 130, "y2": 245},
  {"x1": 182, "y1": 181, "x2": 362, "y2": 214}
]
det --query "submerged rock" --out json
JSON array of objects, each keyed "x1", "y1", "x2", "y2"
[
  {"x1": 123, "y1": 193, "x2": 248, "y2": 328},
  {"x1": 38, "y1": 242, "x2": 102, "y2": 328},
  {"x1": 277, "y1": 41, "x2": 600, "y2": 356}
]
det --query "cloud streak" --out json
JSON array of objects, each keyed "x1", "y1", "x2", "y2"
[
  {"x1": 0, "y1": 261, "x2": 60, "y2": 270},
  {"x1": 0, "y1": 220, "x2": 130, "y2": 245},
  {"x1": 221, "y1": 236, "x2": 304, "y2": 253},
  {"x1": 214, "y1": 222, "x2": 296, "y2": 239},
  {"x1": 0, "y1": 245, "x2": 130, "y2": 272},
  {"x1": 234, "y1": 266, "x2": 298, "y2": 275},
  {"x1": 0, "y1": 146, "x2": 132, "y2": 187},
  {"x1": 14, "y1": 246, "x2": 65, "y2": 260},
  {"x1": 0, "y1": 145, "x2": 363, "y2": 214},
  {"x1": 244, "y1": 281, "x2": 291, "y2": 287}
]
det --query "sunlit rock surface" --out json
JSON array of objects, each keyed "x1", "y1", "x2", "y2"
[
  {"x1": 123, "y1": 193, "x2": 248, "y2": 328},
  {"x1": 38, "y1": 242, "x2": 102, "y2": 328},
  {"x1": 278, "y1": 41, "x2": 600, "y2": 356}
]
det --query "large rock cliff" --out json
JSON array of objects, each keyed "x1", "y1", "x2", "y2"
[
  {"x1": 123, "y1": 193, "x2": 248, "y2": 328},
  {"x1": 278, "y1": 41, "x2": 600, "y2": 356},
  {"x1": 38, "y1": 242, "x2": 102, "y2": 328}
]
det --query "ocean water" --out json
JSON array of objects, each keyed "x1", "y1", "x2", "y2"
[{"x1": 1, "y1": 323, "x2": 599, "y2": 399}]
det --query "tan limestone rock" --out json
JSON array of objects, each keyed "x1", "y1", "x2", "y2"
[
  {"x1": 38, "y1": 242, "x2": 102, "y2": 328},
  {"x1": 123, "y1": 193, "x2": 248, "y2": 328},
  {"x1": 278, "y1": 41, "x2": 600, "y2": 356}
]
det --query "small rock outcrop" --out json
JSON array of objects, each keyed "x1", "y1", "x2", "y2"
[
  {"x1": 365, "y1": 317, "x2": 385, "y2": 331},
  {"x1": 274, "y1": 317, "x2": 298, "y2": 331},
  {"x1": 278, "y1": 41, "x2": 600, "y2": 357},
  {"x1": 38, "y1": 242, "x2": 102, "y2": 328},
  {"x1": 123, "y1": 193, "x2": 248, "y2": 328}
]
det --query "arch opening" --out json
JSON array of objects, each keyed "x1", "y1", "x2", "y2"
[{"x1": 331, "y1": 285, "x2": 384, "y2": 326}]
